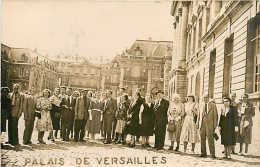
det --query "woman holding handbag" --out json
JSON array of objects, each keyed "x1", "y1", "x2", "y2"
[
  {"x1": 218, "y1": 97, "x2": 238, "y2": 159},
  {"x1": 180, "y1": 95, "x2": 200, "y2": 153},
  {"x1": 48, "y1": 88, "x2": 62, "y2": 141},
  {"x1": 167, "y1": 93, "x2": 185, "y2": 151},
  {"x1": 36, "y1": 89, "x2": 53, "y2": 144}
]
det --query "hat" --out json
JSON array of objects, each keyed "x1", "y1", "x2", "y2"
[
  {"x1": 156, "y1": 90, "x2": 164, "y2": 95},
  {"x1": 82, "y1": 89, "x2": 88, "y2": 93},
  {"x1": 1, "y1": 87, "x2": 10, "y2": 93},
  {"x1": 60, "y1": 86, "x2": 66, "y2": 89}
]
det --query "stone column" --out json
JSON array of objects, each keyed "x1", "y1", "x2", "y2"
[
  {"x1": 119, "y1": 67, "x2": 124, "y2": 87},
  {"x1": 175, "y1": 15, "x2": 180, "y2": 69},
  {"x1": 172, "y1": 20, "x2": 177, "y2": 70},
  {"x1": 195, "y1": 18, "x2": 200, "y2": 54},
  {"x1": 186, "y1": 32, "x2": 190, "y2": 61},
  {"x1": 177, "y1": 8, "x2": 182, "y2": 68},
  {"x1": 202, "y1": 4, "x2": 207, "y2": 36},
  {"x1": 147, "y1": 68, "x2": 152, "y2": 94},
  {"x1": 178, "y1": 2, "x2": 189, "y2": 68}
]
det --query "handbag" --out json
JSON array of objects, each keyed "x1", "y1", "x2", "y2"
[
  {"x1": 35, "y1": 111, "x2": 41, "y2": 119},
  {"x1": 167, "y1": 120, "x2": 175, "y2": 132},
  {"x1": 213, "y1": 133, "x2": 219, "y2": 141}
]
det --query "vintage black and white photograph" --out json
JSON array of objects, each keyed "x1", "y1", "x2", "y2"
[{"x1": 1, "y1": 0, "x2": 260, "y2": 166}]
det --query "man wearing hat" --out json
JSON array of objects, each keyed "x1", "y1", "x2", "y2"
[
  {"x1": 22, "y1": 87, "x2": 37, "y2": 145},
  {"x1": 153, "y1": 90, "x2": 169, "y2": 150},
  {"x1": 1, "y1": 87, "x2": 11, "y2": 145},
  {"x1": 8, "y1": 83, "x2": 24, "y2": 146},
  {"x1": 74, "y1": 89, "x2": 90, "y2": 142}
]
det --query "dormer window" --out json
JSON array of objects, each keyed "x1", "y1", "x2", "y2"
[
  {"x1": 134, "y1": 45, "x2": 142, "y2": 56},
  {"x1": 21, "y1": 53, "x2": 28, "y2": 62}
]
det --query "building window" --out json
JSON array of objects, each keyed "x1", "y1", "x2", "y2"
[
  {"x1": 190, "y1": 75, "x2": 194, "y2": 94},
  {"x1": 111, "y1": 75, "x2": 117, "y2": 83},
  {"x1": 254, "y1": 25, "x2": 260, "y2": 92},
  {"x1": 132, "y1": 66, "x2": 140, "y2": 77},
  {"x1": 113, "y1": 62, "x2": 118, "y2": 68},
  {"x1": 90, "y1": 68, "x2": 96, "y2": 75},
  {"x1": 19, "y1": 67, "x2": 25, "y2": 76},
  {"x1": 209, "y1": 49, "x2": 216, "y2": 98},
  {"x1": 223, "y1": 34, "x2": 234, "y2": 97},
  {"x1": 21, "y1": 53, "x2": 28, "y2": 62}
]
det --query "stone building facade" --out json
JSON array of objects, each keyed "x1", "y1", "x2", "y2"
[
  {"x1": 117, "y1": 39, "x2": 173, "y2": 97},
  {"x1": 1, "y1": 39, "x2": 172, "y2": 98},
  {"x1": 169, "y1": 0, "x2": 260, "y2": 107},
  {"x1": 1, "y1": 47, "x2": 58, "y2": 94}
]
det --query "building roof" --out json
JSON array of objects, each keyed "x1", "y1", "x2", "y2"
[{"x1": 126, "y1": 39, "x2": 173, "y2": 57}]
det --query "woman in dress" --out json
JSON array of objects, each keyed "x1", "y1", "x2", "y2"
[
  {"x1": 36, "y1": 89, "x2": 53, "y2": 144},
  {"x1": 139, "y1": 94, "x2": 154, "y2": 148},
  {"x1": 128, "y1": 92, "x2": 143, "y2": 148},
  {"x1": 219, "y1": 97, "x2": 238, "y2": 159},
  {"x1": 48, "y1": 88, "x2": 62, "y2": 142},
  {"x1": 237, "y1": 94, "x2": 255, "y2": 155},
  {"x1": 87, "y1": 92, "x2": 103, "y2": 140},
  {"x1": 115, "y1": 94, "x2": 129, "y2": 144},
  {"x1": 180, "y1": 95, "x2": 200, "y2": 153},
  {"x1": 167, "y1": 93, "x2": 185, "y2": 151}
]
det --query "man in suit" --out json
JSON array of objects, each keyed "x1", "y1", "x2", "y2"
[
  {"x1": 9, "y1": 83, "x2": 24, "y2": 146},
  {"x1": 22, "y1": 87, "x2": 37, "y2": 145},
  {"x1": 153, "y1": 90, "x2": 169, "y2": 150},
  {"x1": 74, "y1": 89, "x2": 90, "y2": 142},
  {"x1": 197, "y1": 94, "x2": 218, "y2": 158},
  {"x1": 61, "y1": 88, "x2": 76, "y2": 141},
  {"x1": 103, "y1": 90, "x2": 117, "y2": 144},
  {"x1": 68, "y1": 89, "x2": 77, "y2": 139}
]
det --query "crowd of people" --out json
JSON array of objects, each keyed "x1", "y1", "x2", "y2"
[{"x1": 1, "y1": 83, "x2": 256, "y2": 159}]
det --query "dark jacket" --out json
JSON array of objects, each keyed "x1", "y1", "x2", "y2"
[
  {"x1": 219, "y1": 106, "x2": 238, "y2": 129},
  {"x1": 153, "y1": 98, "x2": 169, "y2": 125}
]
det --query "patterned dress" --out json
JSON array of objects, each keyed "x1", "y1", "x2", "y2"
[
  {"x1": 115, "y1": 101, "x2": 129, "y2": 134},
  {"x1": 180, "y1": 102, "x2": 200, "y2": 143},
  {"x1": 86, "y1": 99, "x2": 102, "y2": 134},
  {"x1": 167, "y1": 102, "x2": 184, "y2": 141},
  {"x1": 36, "y1": 97, "x2": 53, "y2": 132}
]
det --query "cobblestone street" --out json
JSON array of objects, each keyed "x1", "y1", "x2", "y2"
[{"x1": 1, "y1": 111, "x2": 260, "y2": 167}]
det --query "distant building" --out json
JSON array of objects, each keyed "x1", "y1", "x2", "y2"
[
  {"x1": 55, "y1": 56, "x2": 102, "y2": 93},
  {"x1": 169, "y1": 1, "x2": 260, "y2": 108},
  {"x1": 1, "y1": 39, "x2": 173, "y2": 98},
  {"x1": 1, "y1": 47, "x2": 58, "y2": 94},
  {"x1": 116, "y1": 39, "x2": 173, "y2": 97}
]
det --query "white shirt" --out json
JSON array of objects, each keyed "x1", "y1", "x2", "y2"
[{"x1": 241, "y1": 102, "x2": 246, "y2": 114}]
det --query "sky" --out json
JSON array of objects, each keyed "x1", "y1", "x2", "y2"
[{"x1": 2, "y1": 0, "x2": 174, "y2": 60}]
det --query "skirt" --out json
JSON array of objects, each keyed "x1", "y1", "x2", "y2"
[
  {"x1": 36, "y1": 110, "x2": 53, "y2": 132},
  {"x1": 221, "y1": 128, "x2": 236, "y2": 146},
  {"x1": 168, "y1": 120, "x2": 182, "y2": 141},
  {"x1": 115, "y1": 119, "x2": 126, "y2": 134},
  {"x1": 180, "y1": 116, "x2": 200, "y2": 143},
  {"x1": 86, "y1": 109, "x2": 101, "y2": 134}
]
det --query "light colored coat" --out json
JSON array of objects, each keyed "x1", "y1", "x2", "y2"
[
  {"x1": 197, "y1": 102, "x2": 218, "y2": 130},
  {"x1": 23, "y1": 94, "x2": 37, "y2": 120},
  {"x1": 75, "y1": 96, "x2": 90, "y2": 120},
  {"x1": 9, "y1": 92, "x2": 24, "y2": 118}
]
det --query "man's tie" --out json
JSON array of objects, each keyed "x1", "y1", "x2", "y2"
[
  {"x1": 154, "y1": 100, "x2": 159, "y2": 109},
  {"x1": 84, "y1": 96, "x2": 87, "y2": 107},
  {"x1": 204, "y1": 103, "x2": 207, "y2": 115},
  {"x1": 11, "y1": 93, "x2": 16, "y2": 106}
]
